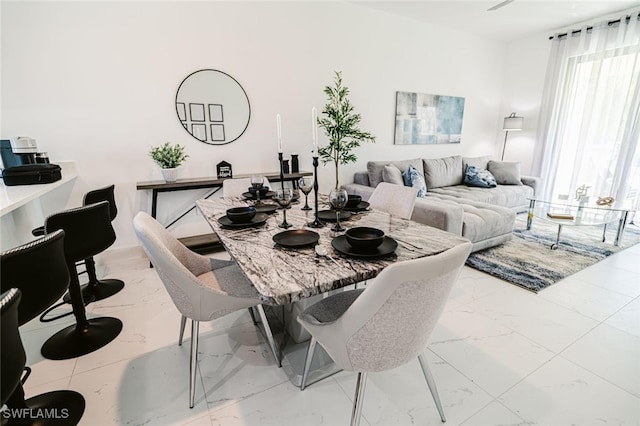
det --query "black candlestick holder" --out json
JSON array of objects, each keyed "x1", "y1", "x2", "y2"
[
  {"x1": 308, "y1": 156, "x2": 325, "y2": 228},
  {"x1": 278, "y1": 152, "x2": 285, "y2": 192}
]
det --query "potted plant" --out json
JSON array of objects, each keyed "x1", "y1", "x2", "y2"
[
  {"x1": 318, "y1": 71, "x2": 376, "y2": 189},
  {"x1": 149, "y1": 142, "x2": 189, "y2": 182}
]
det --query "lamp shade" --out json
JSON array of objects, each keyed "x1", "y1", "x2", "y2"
[{"x1": 503, "y1": 112, "x2": 523, "y2": 131}]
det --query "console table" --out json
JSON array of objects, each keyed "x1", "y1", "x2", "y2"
[{"x1": 136, "y1": 171, "x2": 312, "y2": 253}]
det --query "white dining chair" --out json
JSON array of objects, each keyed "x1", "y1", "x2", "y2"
[
  {"x1": 368, "y1": 182, "x2": 418, "y2": 220},
  {"x1": 222, "y1": 176, "x2": 271, "y2": 198},
  {"x1": 133, "y1": 211, "x2": 281, "y2": 408},
  {"x1": 297, "y1": 241, "x2": 473, "y2": 425}
]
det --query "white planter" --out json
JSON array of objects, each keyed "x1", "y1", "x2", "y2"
[{"x1": 161, "y1": 168, "x2": 179, "y2": 182}]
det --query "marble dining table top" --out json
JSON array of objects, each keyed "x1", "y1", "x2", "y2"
[{"x1": 196, "y1": 196, "x2": 469, "y2": 306}]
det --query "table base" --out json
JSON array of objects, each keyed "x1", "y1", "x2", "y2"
[{"x1": 262, "y1": 305, "x2": 341, "y2": 388}]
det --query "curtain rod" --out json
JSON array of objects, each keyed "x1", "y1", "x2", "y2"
[{"x1": 549, "y1": 13, "x2": 639, "y2": 40}]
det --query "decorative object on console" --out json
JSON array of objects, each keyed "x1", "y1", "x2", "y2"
[
  {"x1": 216, "y1": 160, "x2": 232, "y2": 178},
  {"x1": 501, "y1": 112, "x2": 523, "y2": 160},
  {"x1": 317, "y1": 71, "x2": 376, "y2": 189},
  {"x1": 291, "y1": 153, "x2": 299, "y2": 173},
  {"x1": 175, "y1": 69, "x2": 250, "y2": 145},
  {"x1": 149, "y1": 142, "x2": 188, "y2": 182},
  {"x1": 464, "y1": 165, "x2": 497, "y2": 188},
  {"x1": 394, "y1": 91, "x2": 465, "y2": 145}
]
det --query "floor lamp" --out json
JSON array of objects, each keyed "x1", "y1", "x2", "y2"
[{"x1": 501, "y1": 112, "x2": 523, "y2": 160}]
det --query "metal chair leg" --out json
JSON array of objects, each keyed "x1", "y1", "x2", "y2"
[
  {"x1": 350, "y1": 372, "x2": 367, "y2": 426},
  {"x1": 178, "y1": 315, "x2": 187, "y2": 346},
  {"x1": 189, "y1": 320, "x2": 199, "y2": 409},
  {"x1": 248, "y1": 307, "x2": 258, "y2": 325},
  {"x1": 300, "y1": 337, "x2": 317, "y2": 390},
  {"x1": 256, "y1": 305, "x2": 281, "y2": 367},
  {"x1": 418, "y1": 353, "x2": 446, "y2": 422}
]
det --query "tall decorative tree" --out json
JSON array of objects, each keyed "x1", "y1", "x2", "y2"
[{"x1": 318, "y1": 71, "x2": 376, "y2": 189}]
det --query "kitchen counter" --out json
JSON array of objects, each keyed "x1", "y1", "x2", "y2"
[{"x1": 0, "y1": 162, "x2": 77, "y2": 216}]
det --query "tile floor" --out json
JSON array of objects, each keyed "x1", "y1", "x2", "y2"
[{"x1": 13, "y1": 241, "x2": 640, "y2": 425}]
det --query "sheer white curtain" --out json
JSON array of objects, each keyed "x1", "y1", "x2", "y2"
[{"x1": 533, "y1": 12, "x2": 640, "y2": 212}]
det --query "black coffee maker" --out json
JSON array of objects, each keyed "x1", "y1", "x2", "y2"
[{"x1": 0, "y1": 138, "x2": 38, "y2": 168}]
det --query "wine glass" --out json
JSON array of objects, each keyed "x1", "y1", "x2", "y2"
[
  {"x1": 274, "y1": 188, "x2": 294, "y2": 229},
  {"x1": 329, "y1": 188, "x2": 348, "y2": 232},
  {"x1": 250, "y1": 175, "x2": 264, "y2": 205},
  {"x1": 298, "y1": 177, "x2": 313, "y2": 211}
]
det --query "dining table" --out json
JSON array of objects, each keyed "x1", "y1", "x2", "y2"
[
  {"x1": 196, "y1": 195, "x2": 469, "y2": 305},
  {"x1": 196, "y1": 194, "x2": 470, "y2": 387}
]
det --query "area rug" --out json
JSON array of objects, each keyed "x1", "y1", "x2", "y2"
[{"x1": 466, "y1": 214, "x2": 640, "y2": 293}]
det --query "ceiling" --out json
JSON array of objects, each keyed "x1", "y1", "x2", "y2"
[{"x1": 353, "y1": 0, "x2": 640, "y2": 42}]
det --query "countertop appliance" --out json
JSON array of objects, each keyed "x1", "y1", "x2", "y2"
[{"x1": 1, "y1": 137, "x2": 39, "y2": 168}]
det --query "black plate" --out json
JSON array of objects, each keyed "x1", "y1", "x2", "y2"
[
  {"x1": 344, "y1": 201, "x2": 371, "y2": 212},
  {"x1": 273, "y1": 229, "x2": 320, "y2": 248},
  {"x1": 317, "y1": 210, "x2": 353, "y2": 222},
  {"x1": 254, "y1": 203, "x2": 278, "y2": 214},
  {"x1": 218, "y1": 213, "x2": 268, "y2": 228},
  {"x1": 332, "y1": 235, "x2": 398, "y2": 258},
  {"x1": 242, "y1": 191, "x2": 275, "y2": 200}
]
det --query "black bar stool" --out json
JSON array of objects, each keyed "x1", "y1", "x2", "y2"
[
  {"x1": 1, "y1": 288, "x2": 85, "y2": 425},
  {"x1": 40, "y1": 201, "x2": 123, "y2": 360},
  {"x1": 33, "y1": 184, "x2": 125, "y2": 304}
]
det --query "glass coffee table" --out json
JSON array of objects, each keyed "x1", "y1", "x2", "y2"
[{"x1": 526, "y1": 198, "x2": 632, "y2": 250}]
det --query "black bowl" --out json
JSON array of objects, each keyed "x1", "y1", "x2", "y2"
[
  {"x1": 345, "y1": 194, "x2": 362, "y2": 208},
  {"x1": 248, "y1": 186, "x2": 270, "y2": 196},
  {"x1": 345, "y1": 227, "x2": 385, "y2": 250},
  {"x1": 226, "y1": 206, "x2": 257, "y2": 223}
]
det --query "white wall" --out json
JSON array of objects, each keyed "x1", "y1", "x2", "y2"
[
  {"x1": 1, "y1": 1, "x2": 508, "y2": 252},
  {"x1": 499, "y1": 36, "x2": 551, "y2": 176}
]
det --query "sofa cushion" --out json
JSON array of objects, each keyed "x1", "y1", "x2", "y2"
[
  {"x1": 462, "y1": 155, "x2": 492, "y2": 174},
  {"x1": 488, "y1": 161, "x2": 522, "y2": 185},
  {"x1": 423, "y1": 192, "x2": 515, "y2": 243},
  {"x1": 464, "y1": 165, "x2": 497, "y2": 188},
  {"x1": 367, "y1": 159, "x2": 424, "y2": 188},
  {"x1": 423, "y1": 155, "x2": 464, "y2": 189},
  {"x1": 403, "y1": 164, "x2": 427, "y2": 197},
  {"x1": 427, "y1": 184, "x2": 533, "y2": 210},
  {"x1": 382, "y1": 165, "x2": 404, "y2": 186}
]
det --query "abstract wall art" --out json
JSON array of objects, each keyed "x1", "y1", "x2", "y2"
[{"x1": 394, "y1": 91, "x2": 465, "y2": 145}]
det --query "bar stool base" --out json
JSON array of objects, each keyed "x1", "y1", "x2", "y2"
[
  {"x1": 40, "y1": 318, "x2": 123, "y2": 360},
  {"x1": 62, "y1": 279, "x2": 124, "y2": 304}
]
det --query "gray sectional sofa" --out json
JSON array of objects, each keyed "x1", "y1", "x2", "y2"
[{"x1": 343, "y1": 155, "x2": 542, "y2": 252}]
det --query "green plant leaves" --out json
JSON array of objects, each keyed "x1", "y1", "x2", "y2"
[
  {"x1": 317, "y1": 71, "x2": 375, "y2": 187},
  {"x1": 149, "y1": 142, "x2": 189, "y2": 169}
]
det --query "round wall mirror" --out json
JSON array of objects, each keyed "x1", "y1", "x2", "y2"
[{"x1": 175, "y1": 69, "x2": 250, "y2": 145}]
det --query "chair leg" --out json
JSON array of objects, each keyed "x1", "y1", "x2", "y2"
[
  {"x1": 178, "y1": 315, "x2": 187, "y2": 346},
  {"x1": 248, "y1": 307, "x2": 258, "y2": 325},
  {"x1": 350, "y1": 372, "x2": 367, "y2": 426},
  {"x1": 418, "y1": 353, "x2": 446, "y2": 422},
  {"x1": 300, "y1": 337, "x2": 317, "y2": 390},
  {"x1": 255, "y1": 305, "x2": 281, "y2": 367},
  {"x1": 189, "y1": 320, "x2": 199, "y2": 409}
]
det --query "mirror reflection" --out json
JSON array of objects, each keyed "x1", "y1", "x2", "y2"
[{"x1": 175, "y1": 69, "x2": 250, "y2": 145}]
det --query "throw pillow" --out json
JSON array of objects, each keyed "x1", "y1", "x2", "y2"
[
  {"x1": 402, "y1": 164, "x2": 427, "y2": 197},
  {"x1": 487, "y1": 160, "x2": 522, "y2": 185},
  {"x1": 366, "y1": 158, "x2": 424, "y2": 189},
  {"x1": 464, "y1": 165, "x2": 497, "y2": 188},
  {"x1": 462, "y1": 155, "x2": 492, "y2": 175},
  {"x1": 422, "y1": 155, "x2": 464, "y2": 189},
  {"x1": 382, "y1": 164, "x2": 404, "y2": 186}
]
